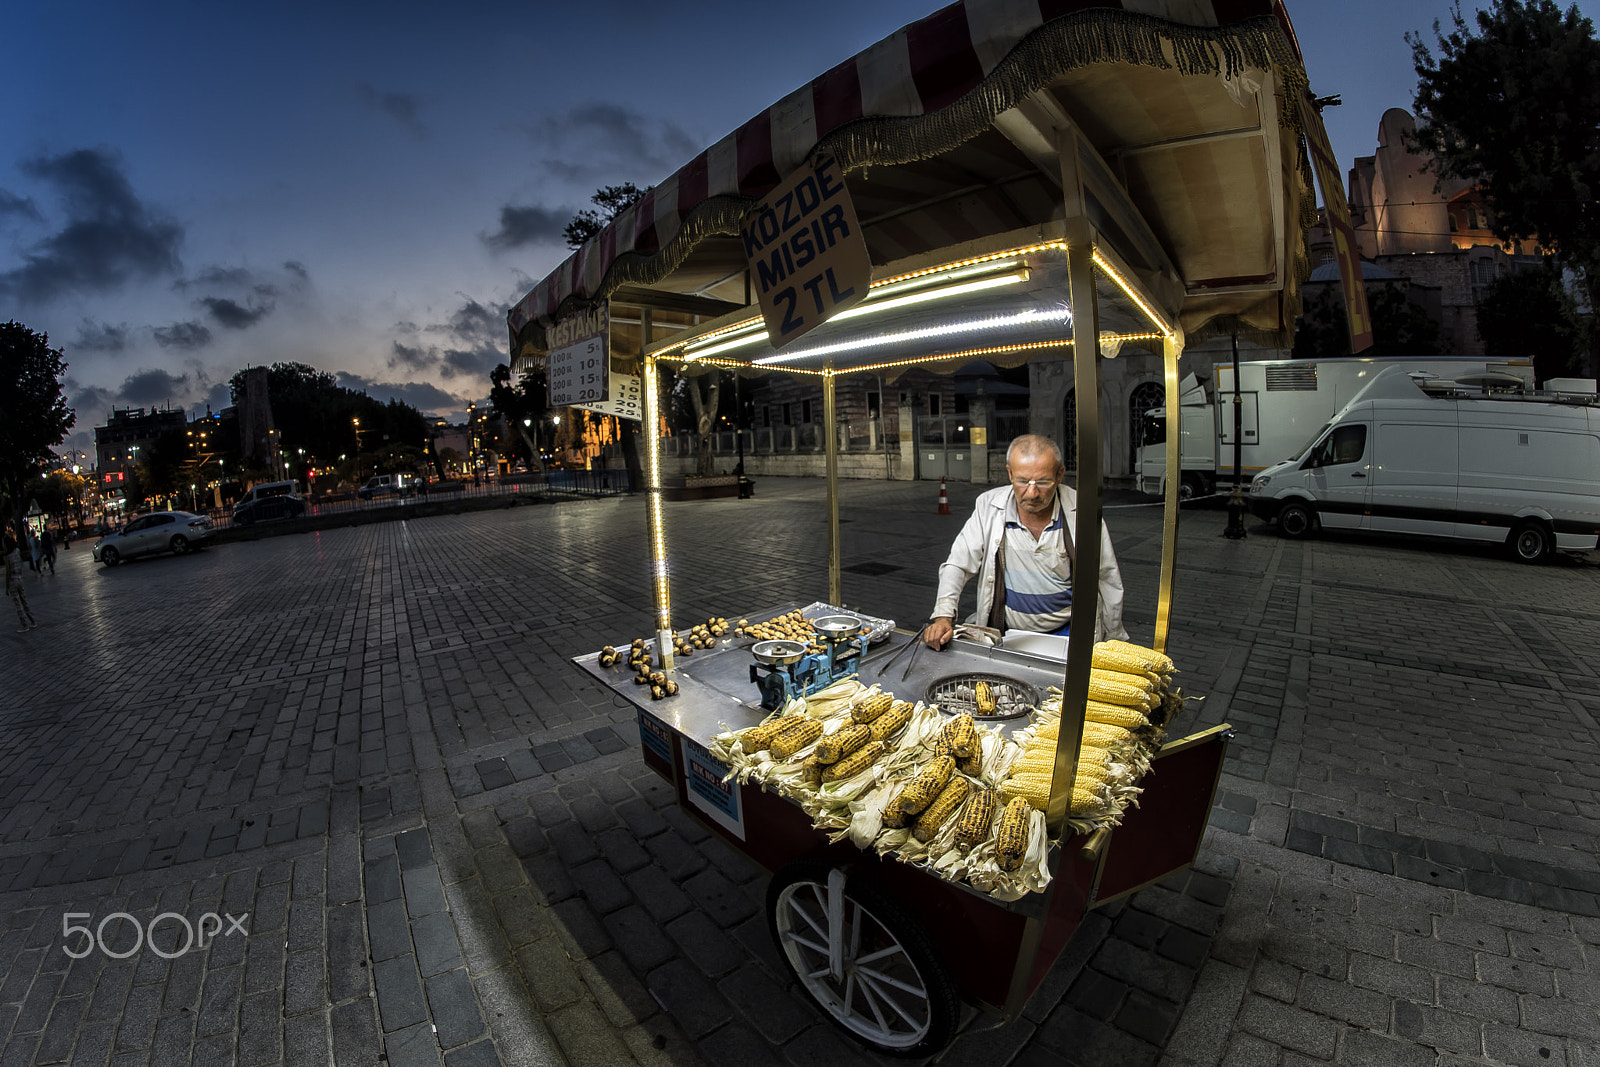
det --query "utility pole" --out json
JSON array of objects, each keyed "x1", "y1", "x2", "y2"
[{"x1": 1223, "y1": 332, "x2": 1248, "y2": 539}]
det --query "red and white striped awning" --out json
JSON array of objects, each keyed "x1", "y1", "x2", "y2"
[{"x1": 509, "y1": 0, "x2": 1312, "y2": 358}]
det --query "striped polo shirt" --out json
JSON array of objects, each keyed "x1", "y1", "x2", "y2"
[{"x1": 1002, "y1": 495, "x2": 1073, "y2": 635}]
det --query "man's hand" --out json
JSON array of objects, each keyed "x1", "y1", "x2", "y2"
[{"x1": 924, "y1": 617, "x2": 955, "y2": 650}]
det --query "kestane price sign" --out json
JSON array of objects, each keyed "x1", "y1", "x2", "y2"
[{"x1": 548, "y1": 305, "x2": 609, "y2": 407}]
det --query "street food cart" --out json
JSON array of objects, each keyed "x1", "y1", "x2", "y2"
[{"x1": 509, "y1": 0, "x2": 1338, "y2": 1054}]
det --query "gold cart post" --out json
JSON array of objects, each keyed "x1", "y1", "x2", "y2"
[
  {"x1": 823, "y1": 366, "x2": 841, "y2": 605},
  {"x1": 1155, "y1": 331, "x2": 1182, "y2": 652},
  {"x1": 641, "y1": 354, "x2": 675, "y2": 668}
]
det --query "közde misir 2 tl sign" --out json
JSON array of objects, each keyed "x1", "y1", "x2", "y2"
[{"x1": 742, "y1": 152, "x2": 872, "y2": 350}]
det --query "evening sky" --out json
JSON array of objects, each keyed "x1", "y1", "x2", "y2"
[{"x1": 3, "y1": 0, "x2": 1589, "y2": 451}]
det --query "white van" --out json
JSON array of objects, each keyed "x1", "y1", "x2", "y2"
[
  {"x1": 232, "y1": 480, "x2": 306, "y2": 525},
  {"x1": 358, "y1": 473, "x2": 419, "y2": 500},
  {"x1": 1248, "y1": 366, "x2": 1600, "y2": 562}
]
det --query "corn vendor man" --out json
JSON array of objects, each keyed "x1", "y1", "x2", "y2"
[{"x1": 924, "y1": 433, "x2": 1128, "y2": 650}]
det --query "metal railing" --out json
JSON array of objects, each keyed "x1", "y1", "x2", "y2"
[
  {"x1": 663, "y1": 417, "x2": 906, "y2": 457},
  {"x1": 659, "y1": 413, "x2": 1026, "y2": 461}
]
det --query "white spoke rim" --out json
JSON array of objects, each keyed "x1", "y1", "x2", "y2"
[
  {"x1": 775, "y1": 879, "x2": 934, "y2": 1048},
  {"x1": 857, "y1": 968, "x2": 924, "y2": 1026}
]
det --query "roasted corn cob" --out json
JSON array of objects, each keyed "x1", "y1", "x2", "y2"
[
  {"x1": 955, "y1": 748, "x2": 983, "y2": 777},
  {"x1": 769, "y1": 717, "x2": 824, "y2": 759},
  {"x1": 740, "y1": 715, "x2": 793, "y2": 753},
  {"x1": 896, "y1": 755, "x2": 955, "y2": 815},
  {"x1": 851, "y1": 691, "x2": 894, "y2": 723},
  {"x1": 814, "y1": 723, "x2": 872, "y2": 764},
  {"x1": 1087, "y1": 669, "x2": 1159, "y2": 710},
  {"x1": 952, "y1": 786, "x2": 996, "y2": 848},
  {"x1": 867, "y1": 700, "x2": 914, "y2": 742},
  {"x1": 995, "y1": 797, "x2": 1031, "y2": 871},
  {"x1": 800, "y1": 754, "x2": 826, "y2": 784},
  {"x1": 1093, "y1": 639, "x2": 1175, "y2": 675},
  {"x1": 881, "y1": 794, "x2": 913, "y2": 829},
  {"x1": 941, "y1": 713, "x2": 978, "y2": 758},
  {"x1": 1084, "y1": 700, "x2": 1150, "y2": 730},
  {"x1": 822, "y1": 740, "x2": 885, "y2": 783},
  {"x1": 1008, "y1": 751, "x2": 1114, "y2": 782},
  {"x1": 1000, "y1": 773, "x2": 1107, "y2": 814},
  {"x1": 1034, "y1": 718, "x2": 1137, "y2": 749},
  {"x1": 974, "y1": 680, "x2": 997, "y2": 714},
  {"x1": 913, "y1": 777, "x2": 971, "y2": 842}
]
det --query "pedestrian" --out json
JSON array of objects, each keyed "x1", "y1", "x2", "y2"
[
  {"x1": 5, "y1": 532, "x2": 36, "y2": 631},
  {"x1": 40, "y1": 528, "x2": 56, "y2": 574},
  {"x1": 61, "y1": 526, "x2": 71, "y2": 550},
  {"x1": 27, "y1": 528, "x2": 41, "y2": 574}
]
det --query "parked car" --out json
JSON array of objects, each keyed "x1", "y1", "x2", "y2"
[
  {"x1": 92, "y1": 511, "x2": 215, "y2": 566},
  {"x1": 358, "y1": 473, "x2": 419, "y2": 499},
  {"x1": 233, "y1": 480, "x2": 307, "y2": 525}
]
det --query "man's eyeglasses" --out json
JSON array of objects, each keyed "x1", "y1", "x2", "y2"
[{"x1": 1010, "y1": 478, "x2": 1056, "y2": 491}]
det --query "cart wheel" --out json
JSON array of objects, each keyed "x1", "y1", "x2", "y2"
[{"x1": 767, "y1": 860, "x2": 959, "y2": 1057}]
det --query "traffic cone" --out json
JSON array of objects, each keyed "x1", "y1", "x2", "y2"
[{"x1": 937, "y1": 476, "x2": 951, "y2": 515}]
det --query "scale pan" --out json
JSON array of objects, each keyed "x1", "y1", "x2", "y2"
[
  {"x1": 751, "y1": 639, "x2": 808, "y2": 666},
  {"x1": 812, "y1": 615, "x2": 863, "y2": 639}
]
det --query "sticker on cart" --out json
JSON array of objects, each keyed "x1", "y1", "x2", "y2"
[
  {"x1": 683, "y1": 739, "x2": 744, "y2": 841},
  {"x1": 637, "y1": 709, "x2": 674, "y2": 765}
]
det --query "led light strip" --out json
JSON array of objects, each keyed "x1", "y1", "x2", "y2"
[
  {"x1": 648, "y1": 239, "x2": 1177, "y2": 364},
  {"x1": 683, "y1": 268, "x2": 1029, "y2": 361},
  {"x1": 850, "y1": 338, "x2": 1074, "y2": 374},
  {"x1": 844, "y1": 331, "x2": 1162, "y2": 374},
  {"x1": 660, "y1": 241, "x2": 1069, "y2": 358},
  {"x1": 1092, "y1": 249, "x2": 1175, "y2": 339},
  {"x1": 664, "y1": 331, "x2": 1161, "y2": 377},
  {"x1": 754, "y1": 306, "x2": 1071, "y2": 366},
  {"x1": 659, "y1": 355, "x2": 826, "y2": 376}
]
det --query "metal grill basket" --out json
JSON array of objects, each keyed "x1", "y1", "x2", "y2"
[{"x1": 926, "y1": 674, "x2": 1038, "y2": 720}]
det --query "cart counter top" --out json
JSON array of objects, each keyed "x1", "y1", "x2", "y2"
[{"x1": 575, "y1": 608, "x2": 1074, "y2": 741}]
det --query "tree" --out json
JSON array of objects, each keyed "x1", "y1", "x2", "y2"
[
  {"x1": 564, "y1": 183, "x2": 649, "y2": 249},
  {"x1": 30, "y1": 469, "x2": 90, "y2": 525},
  {"x1": 1293, "y1": 283, "x2": 1441, "y2": 359},
  {"x1": 135, "y1": 428, "x2": 192, "y2": 508},
  {"x1": 1477, "y1": 265, "x2": 1587, "y2": 381},
  {"x1": 227, "y1": 362, "x2": 431, "y2": 485},
  {"x1": 1409, "y1": 1, "x2": 1600, "y2": 374},
  {"x1": 684, "y1": 370, "x2": 722, "y2": 476},
  {"x1": 0, "y1": 322, "x2": 74, "y2": 537},
  {"x1": 489, "y1": 363, "x2": 548, "y2": 470}
]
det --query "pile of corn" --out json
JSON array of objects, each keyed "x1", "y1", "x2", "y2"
[
  {"x1": 707, "y1": 639, "x2": 1191, "y2": 900},
  {"x1": 996, "y1": 639, "x2": 1185, "y2": 835},
  {"x1": 709, "y1": 681, "x2": 948, "y2": 824}
]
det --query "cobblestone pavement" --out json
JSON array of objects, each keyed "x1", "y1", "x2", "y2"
[{"x1": 2, "y1": 478, "x2": 1598, "y2": 1066}]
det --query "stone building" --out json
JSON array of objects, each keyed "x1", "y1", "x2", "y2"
[
  {"x1": 93, "y1": 406, "x2": 187, "y2": 507},
  {"x1": 1319, "y1": 107, "x2": 1545, "y2": 357}
]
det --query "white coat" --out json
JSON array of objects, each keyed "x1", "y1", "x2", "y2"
[{"x1": 931, "y1": 484, "x2": 1128, "y2": 642}]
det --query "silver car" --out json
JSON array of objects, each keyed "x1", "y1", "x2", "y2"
[{"x1": 92, "y1": 511, "x2": 216, "y2": 566}]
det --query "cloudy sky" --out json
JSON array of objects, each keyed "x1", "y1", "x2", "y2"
[{"x1": 4, "y1": 0, "x2": 1585, "y2": 453}]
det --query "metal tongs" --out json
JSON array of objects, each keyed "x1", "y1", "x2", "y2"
[{"x1": 860, "y1": 623, "x2": 929, "y2": 682}]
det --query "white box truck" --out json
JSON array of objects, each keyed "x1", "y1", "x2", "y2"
[
  {"x1": 1136, "y1": 357, "x2": 1535, "y2": 499},
  {"x1": 1247, "y1": 366, "x2": 1600, "y2": 561}
]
